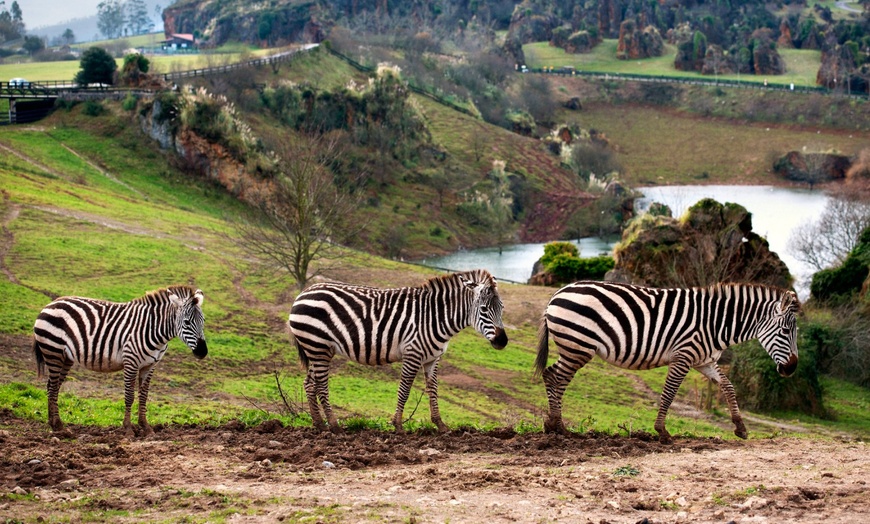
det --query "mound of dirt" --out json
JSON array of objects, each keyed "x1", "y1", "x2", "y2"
[{"x1": 1, "y1": 409, "x2": 867, "y2": 523}]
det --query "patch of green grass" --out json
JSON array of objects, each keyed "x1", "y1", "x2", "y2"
[
  {"x1": 613, "y1": 465, "x2": 641, "y2": 477},
  {"x1": 524, "y1": 40, "x2": 823, "y2": 88},
  {"x1": 569, "y1": 102, "x2": 868, "y2": 186}
]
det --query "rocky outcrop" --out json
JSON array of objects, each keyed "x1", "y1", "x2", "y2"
[
  {"x1": 505, "y1": 1, "x2": 558, "y2": 45},
  {"x1": 746, "y1": 29, "x2": 786, "y2": 76},
  {"x1": 610, "y1": 199, "x2": 792, "y2": 289},
  {"x1": 617, "y1": 20, "x2": 664, "y2": 60},
  {"x1": 777, "y1": 19, "x2": 794, "y2": 49},
  {"x1": 551, "y1": 25, "x2": 599, "y2": 54},
  {"x1": 702, "y1": 44, "x2": 734, "y2": 75},
  {"x1": 773, "y1": 151, "x2": 851, "y2": 187},
  {"x1": 163, "y1": 0, "x2": 324, "y2": 48}
]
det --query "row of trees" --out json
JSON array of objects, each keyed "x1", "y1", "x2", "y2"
[
  {"x1": 0, "y1": 0, "x2": 23, "y2": 43},
  {"x1": 97, "y1": 0, "x2": 158, "y2": 40}
]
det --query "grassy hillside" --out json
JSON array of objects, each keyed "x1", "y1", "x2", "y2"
[{"x1": 1, "y1": 102, "x2": 868, "y2": 440}]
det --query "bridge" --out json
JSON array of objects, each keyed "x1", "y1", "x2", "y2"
[{"x1": 0, "y1": 80, "x2": 151, "y2": 124}]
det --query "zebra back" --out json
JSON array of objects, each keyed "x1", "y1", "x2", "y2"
[
  {"x1": 289, "y1": 269, "x2": 506, "y2": 366},
  {"x1": 33, "y1": 285, "x2": 206, "y2": 374},
  {"x1": 537, "y1": 281, "x2": 799, "y2": 372}
]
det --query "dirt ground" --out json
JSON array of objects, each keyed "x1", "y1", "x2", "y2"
[{"x1": 0, "y1": 407, "x2": 867, "y2": 523}]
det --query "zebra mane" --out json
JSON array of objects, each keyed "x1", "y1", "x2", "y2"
[
  {"x1": 132, "y1": 285, "x2": 199, "y2": 304},
  {"x1": 422, "y1": 270, "x2": 496, "y2": 290},
  {"x1": 709, "y1": 282, "x2": 800, "y2": 308}
]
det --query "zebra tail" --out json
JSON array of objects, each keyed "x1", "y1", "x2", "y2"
[
  {"x1": 33, "y1": 338, "x2": 45, "y2": 378},
  {"x1": 287, "y1": 322, "x2": 310, "y2": 370},
  {"x1": 534, "y1": 316, "x2": 550, "y2": 377}
]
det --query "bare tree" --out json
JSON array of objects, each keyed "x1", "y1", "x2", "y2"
[
  {"x1": 233, "y1": 132, "x2": 366, "y2": 290},
  {"x1": 789, "y1": 188, "x2": 870, "y2": 272}
]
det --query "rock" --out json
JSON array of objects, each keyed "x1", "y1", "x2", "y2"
[
  {"x1": 322, "y1": 461, "x2": 336, "y2": 469},
  {"x1": 418, "y1": 448, "x2": 441, "y2": 456},
  {"x1": 613, "y1": 199, "x2": 792, "y2": 288},
  {"x1": 11, "y1": 486, "x2": 27, "y2": 495},
  {"x1": 58, "y1": 479, "x2": 80, "y2": 490},
  {"x1": 617, "y1": 20, "x2": 664, "y2": 60}
]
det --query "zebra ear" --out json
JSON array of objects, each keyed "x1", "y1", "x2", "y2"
[
  {"x1": 193, "y1": 289, "x2": 204, "y2": 306},
  {"x1": 168, "y1": 294, "x2": 184, "y2": 308},
  {"x1": 780, "y1": 291, "x2": 799, "y2": 313},
  {"x1": 458, "y1": 275, "x2": 480, "y2": 290}
]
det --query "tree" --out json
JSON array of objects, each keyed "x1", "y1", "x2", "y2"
[
  {"x1": 125, "y1": 0, "x2": 153, "y2": 36},
  {"x1": 75, "y1": 47, "x2": 118, "y2": 86},
  {"x1": 233, "y1": 133, "x2": 366, "y2": 291},
  {"x1": 97, "y1": 0, "x2": 125, "y2": 39},
  {"x1": 62, "y1": 28, "x2": 75, "y2": 45},
  {"x1": 22, "y1": 35, "x2": 44, "y2": 55},
  {"x1": 789, "y1": 188, "x2": 870, "y2": 272}
]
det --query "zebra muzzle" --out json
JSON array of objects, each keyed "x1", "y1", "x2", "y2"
[
  {"x1": 777, "y1": 353, "x2": 798, "y2": 377},
  {"x1": 490, "y1": 328, "x2": 508, "y2": 350},
  {"x1": 193, "y1": 338, "x2": 208, "y2": 359}
]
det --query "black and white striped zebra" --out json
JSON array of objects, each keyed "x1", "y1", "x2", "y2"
[
  {"x1": 33, "y1": 286, "x2": 208, "y2": 437},
  {"x1": 288, "y1": 270, "x2": 508, "y2": 432},
  {"x1": 535, "y1": 281, "x2": 800, "y2": 443}
]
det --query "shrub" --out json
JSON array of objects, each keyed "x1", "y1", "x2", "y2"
[
  {"x1": 82, "y1": 101, "x2": 105, "y2": 116},
  {"x1": 122, "y1": 94, "x2": 137, "y2": 111},
  {"x1": 547, "y1": 253, "x2": 615, "y2": 282},
  {"x1": 541, "y1": 241, "x2": 578, "y2": 267}
]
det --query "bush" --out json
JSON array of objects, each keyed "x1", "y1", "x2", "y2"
[
  {"x1": 82, "y1": 101, "x2": 105, "y2": 116},
  {"x1": 547, "y1": 253, "x2": 615, "y2": 282},
  {"x1": 810, "y1": 225, "x2": 870, "y2": 304},
  {"x1": 122, "y1": 94, "x2": 137, "y2": 111},
  {"x1": 541, "y1": 241, "x2": 578, "y2": 267}
]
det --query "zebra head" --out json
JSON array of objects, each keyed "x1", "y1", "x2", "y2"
[
  {"x1": 170, "y1": 289, "x2": 208, "y2": 359},
  {"x1": 756, "y1": 290, "x2": 800, "y2": 377},
  {"x1": 459, "y1": 272, "x2": 508, "y2": 350}
]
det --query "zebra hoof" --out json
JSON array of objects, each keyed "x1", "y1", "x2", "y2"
[
  {"x1": 543, "y1": 420, "x2": 566, "y2": 435},
  {"x1": 53, "y1": 428, "x2": 75, "y2": 439},
  {"x1": 734, "y1": 427, "x2": 748, "y2": 440},
  {"x1": 657, "y1": 433, "x2": 673, "y2": 445}
]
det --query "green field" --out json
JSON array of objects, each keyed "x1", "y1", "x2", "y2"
[
  {"x1": 0, "y1": 44, "x2": 273, "y2": 82},
  {"x1": 524, "y1": 40, "x2": 822, "y2": 88}
]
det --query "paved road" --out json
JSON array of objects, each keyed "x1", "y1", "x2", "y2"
[{"x1": 836, "y1": 0, "x2": 862, "y2": 13}]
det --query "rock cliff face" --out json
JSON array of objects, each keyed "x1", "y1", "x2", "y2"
[
  {"x1": 163, "y1": 0, "x2": 324, "y2": 47},
  {"x1": 609, "y1": 199, "x2": 792, "y2": 289},
  {"x1": 616, "y1": 20, "x2": 663, "y2": 60}
]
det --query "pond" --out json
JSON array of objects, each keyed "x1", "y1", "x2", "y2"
[{"x1": 418, "y1": 185, "x2": 830, "y2": 296}]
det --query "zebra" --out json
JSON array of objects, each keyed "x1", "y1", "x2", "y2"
[
  {"x1": 535, "y1": 281, "x2": 800, "y2": 443},
  {"x1": 288, "y1": 269, "x2": 508, "y2": 433},
  {"x1": 33, "y1": 286, "x2": 208, "y2": 437}
]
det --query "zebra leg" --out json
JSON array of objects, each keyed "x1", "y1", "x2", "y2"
[
  {"x1": 423, "y1": 359, "x2": 449, "y2": 433},
  {"x1": 542, "y1": 352, "x2": 591, "y2": 434},
  {"x1": 696, "y1": 363, "x2": 747, "y2": 439},
  {"x1": 137, "y1": 363, "x2": 157, "y2": 437},
  {"x1": 46, "y1": 357, "x2": 74, "y2": 433},
  {"x1": 310, "y1": 361, "x2": 340, "y2": 432},
  {"x1": 655, "y1": 358, "x2": 693, "y2": 444},
  {"x1": 392, "y1": 358, "x2": 422, "y2": 433},
  {"x1": 122, "y1": 361, "x2": 139, "y2": 438},
  {"x1": 303, "y1": 366, "x2": 327, "y2": 431}
]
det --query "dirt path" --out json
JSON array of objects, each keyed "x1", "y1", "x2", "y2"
[{"x1": 1, "y1": 410, "x2": 867, "y2": 523}]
